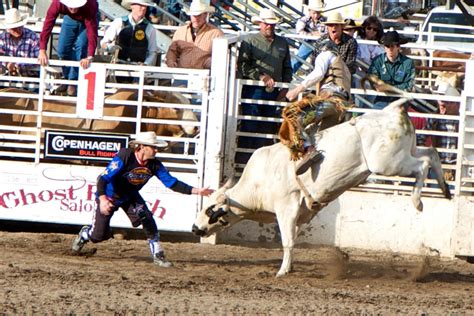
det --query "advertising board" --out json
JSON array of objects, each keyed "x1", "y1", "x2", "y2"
[{"x1": 0, "y1": 161, "x2": 200, "y2": 232}]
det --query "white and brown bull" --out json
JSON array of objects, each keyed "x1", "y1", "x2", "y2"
[
  {"x1": 192, "y1": 99, "x2": 451, "y2": 277},
  {"x1": 0, "y1": 88, "x2": 197, "y2": 136}
]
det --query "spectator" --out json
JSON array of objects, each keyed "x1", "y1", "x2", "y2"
[
  {"x1": 71, "y1": 131, "x2": 214, "y2": 267},
  {"x1": 357, "y1": 16, "x2": 384, "y2": 68},
  {"x1": 100, "y1": 0, "x2": 158, "y2": 66},
  {"x1": 420, "y1": 82, "x2": 460, "y2": 169},
  {"x1": 165, "y1": 0, "x2": 224, "y2": 70},
  {"x1": 0, "y1": 8, "x2": 39, "y2": 77},
  {"x1": 354, "y1": 16, "x2": 384, "y2": 107},
  {"x1": 290, "y1": 0, "x2": 326, "y2": 74},
  {"x1": 236, "y1": 8, "x2": 292, "y2": 151},
  {"x1": 367, "y1": 30, "x2": 415, "y2": 109},
  {"x1": 284, "y1": 39, "x2": 351, "y2": 174},
  {"x1": 145, "y1": 0, "x2": 161, "y2": 24},
  {"x1": 38, "y1": 0, "x2": 99, "y2": 96},
  {"x1": 317, "y1": 12, "x2": 358, "y2": 74},
  {"x1": 343, "y1": 18, "x2": 359, "y2": 38}
]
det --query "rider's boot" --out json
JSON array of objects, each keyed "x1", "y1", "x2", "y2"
[{"x1": 295, "y1": 146, "x2": 324, "y2": 175}]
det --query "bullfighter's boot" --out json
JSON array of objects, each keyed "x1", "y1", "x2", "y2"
[
  {"x1": 153, "y1": 251, "x2": 172, "y2": 268},
  {"x1": 72, "y1": 225, "x2": 90, "y2": 253},
  {"x1": 149, "y1": 235, "x2": 172, "y2": 267}
]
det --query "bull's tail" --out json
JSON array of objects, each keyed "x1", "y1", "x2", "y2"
[{"x1": 361, "y1": 75, "x2": 414, "y2": 104}]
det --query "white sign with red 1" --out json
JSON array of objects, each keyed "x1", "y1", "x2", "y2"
[{"x1": 77, "y1": 63, "x2": 106, "y2": 119}]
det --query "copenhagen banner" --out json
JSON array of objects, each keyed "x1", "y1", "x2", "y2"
[{"x1": 45, "y1": 130, "x2": 129, "y2": 161}]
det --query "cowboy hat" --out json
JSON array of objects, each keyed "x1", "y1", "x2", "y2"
[
  {"x1": 129, "y1": 131, "x2": 168, "y2": 148},
  {"x1": 322, "y1": 12, "x2": 346, "y2": 24},
  {"x1": 344, "y1": 18, "x2": 360, "y2": 30},
  {"x1": 184, "y1": 0, "x2": 215, "y2": 16},
  {"x1": 59, "y1": 0, "x2": 87, "y2": 9},
  {"x1": 379, "y1": 30, "x2": 408, "y2": 45},
  {"x1": 122, "y1": 0, "x2": 155, "y2": 10},
  {"x1": 432, "y1": 81, "x2": 460, "y2": 97},
  {"x1": 251, "y1": 8, "x2": 280, "y2": 25},
  {"x1": 1, "y1": 8, "x2": 28, "y2": 29},
  {"x1": 304, "y1": 0, "x2": 325, "y2": 12}
]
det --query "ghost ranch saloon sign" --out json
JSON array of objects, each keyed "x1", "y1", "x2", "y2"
[{"x1": 45, "y1": 131, "x2": 128, "y2": 161}]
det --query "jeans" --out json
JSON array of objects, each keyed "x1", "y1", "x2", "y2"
[
  {"x1": 238, "y1": 85, "x2": 281, "y2": 157},
  {"x1": 291, "y1": 42, "x2": 314, "y2": 74},
  {"x1": 57, "y1": 15, "x2": 88, "y2": 80},
  {"x1": 240, "y1": 85, "x2": 280, "y2": 132}
]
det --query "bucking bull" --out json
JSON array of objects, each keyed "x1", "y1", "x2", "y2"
[
  {"x1": 192, "y1": 97, "x2": 452, "y2": 277},
  {"x1": 0, "y1": 88, "x2": 197, "y2": 137}
]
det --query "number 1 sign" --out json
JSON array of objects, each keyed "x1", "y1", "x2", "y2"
[{"x1": 77, "y1": 63, "x2": 106, "y2": 119}]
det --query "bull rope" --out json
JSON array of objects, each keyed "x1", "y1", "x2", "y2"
[{"x1": 293, "y1": 170, "x2": 316, "y2": 210}]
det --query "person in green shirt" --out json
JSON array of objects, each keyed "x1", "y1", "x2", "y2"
[
  {"x1": 367, "y1": 30, "x2": 415, "y2": 109},
  {"x1": 236, "y1": 8, "x2": 292, "y2": 156}
]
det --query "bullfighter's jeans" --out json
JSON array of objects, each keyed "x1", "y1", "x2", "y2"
[
  {"x1": 89, "y1": 195, "x2": 158, "y2": 243},
  {"x1": 57, "y1": 15, "x2": 88, "y2": 81}
]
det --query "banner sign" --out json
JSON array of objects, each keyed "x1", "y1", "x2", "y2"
[
  {"x1": 0, "y1": 161, "x2": 200, "y2": 232},
  {"x1": 45, "y1": 130, "x2": 129, "y2": 161}
]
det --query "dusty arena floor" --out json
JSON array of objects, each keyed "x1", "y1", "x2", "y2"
[{"x1": 0, "y1": 230, "x2": 473, "y2": 314}]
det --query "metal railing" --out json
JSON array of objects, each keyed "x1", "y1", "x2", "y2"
[{"x1": 0, "y1": 57, "x2": 210, "y2": 175}]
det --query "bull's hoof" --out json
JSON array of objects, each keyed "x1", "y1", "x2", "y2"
[
  {"x1": 276, "y1": 270, "x2": 288, "y2": 278},
  {"x1": 416, "y1": 201, "x2": 423, "y2": 212},
  {"x1": 412, "y1": 197, "x2": 423, "y2": 212},
  {"x1": 276, "y1": 266, "x2": 292, "y2": 278},
  {"x1": 443, "y1": 182, "x2": 452, "y2": 200}
]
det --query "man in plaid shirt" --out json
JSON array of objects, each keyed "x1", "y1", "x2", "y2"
[
  {"x1": 315, "y1": 12, "x2": 358, "y2": 75},
  {"x1": 0, "y1": 8, "x2": 39, "y2": 76}
]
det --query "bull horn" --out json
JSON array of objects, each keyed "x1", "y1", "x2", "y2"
[{"x1": 222, "y1": 177, "x2": 235, "y2": 189}]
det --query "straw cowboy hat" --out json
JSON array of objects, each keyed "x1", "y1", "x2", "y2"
[
  {"x1": 122, "y1": 0, "x2": 155, "y2": 10},
  {"x1": 379, "y1": 30, "x2": 408, "y2": 45},
  {"x1": 1, "y1": 8, "x2": 28, "y2": 29},
  {"x1": 129, "y1": 132, "x2": 168, "y2": 148},
  {"x1": 59, "y1": 0, "x2": 87, "y2": 9},
  {"x1": 322, "y1": 12, "x2": 346, "y2": 24},
  {"x1": 184, "y1": 0, "x2": 215, "y2": 16},
  {"x1": 251, "y1": 8, "x2": 280, "y2": 25},
  {"x1": 304, "y1": 0, "x2": 325, "y2": 12},
  {"x1": 432, "y1": 81, "x2": 460, "y2": 97}
]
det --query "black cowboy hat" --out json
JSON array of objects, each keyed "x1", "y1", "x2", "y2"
[
  {"x1": 379, "y1": 30, "x2": 408, "y2": 45},
  {"x1": 343, "y1": 18, "x2": 360, "y2": 30}
]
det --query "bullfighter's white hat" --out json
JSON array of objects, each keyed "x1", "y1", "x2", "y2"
[{"x1": 130, "y1": 132, "x2": 168, "y2": 148}]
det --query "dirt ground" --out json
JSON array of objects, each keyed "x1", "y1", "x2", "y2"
[{"x1": 0, "y1": 230, "x2": 473, "y2": 315}]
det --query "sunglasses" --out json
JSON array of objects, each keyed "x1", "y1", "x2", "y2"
[{"x1": 366, "y1": 26, "x2": 379, "y2": 32}]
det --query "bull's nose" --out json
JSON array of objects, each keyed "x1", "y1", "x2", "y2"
[{"x1": 191, "y1": 224, "x2": 206, "y2": 236}]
